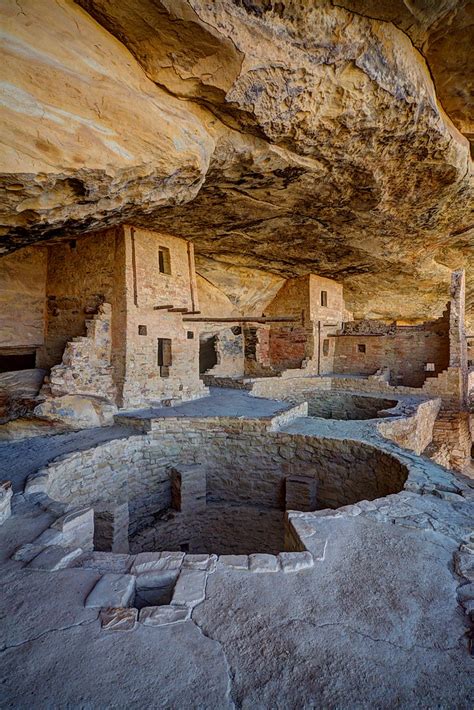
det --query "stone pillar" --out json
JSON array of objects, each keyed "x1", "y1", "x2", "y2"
[
  {"x1": 285, "y1": 475, "x2": 317, "y2": 512},
  {"x1": 0, "y1": 481, "x2": 12, "y2": 525},
  {"x1": 94, "y1": 502, "x2": 129, "y2": 553},
  {"x1": 449, "y1": 270, "x2": 468, "y2": 406},
  {"x1": 171, "y1": 465, "x2": 206, "y2": 513}
]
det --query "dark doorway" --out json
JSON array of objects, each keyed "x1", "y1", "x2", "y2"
[
  {"x1": 199, "y1": 335, "x2": 218, "y2": 374},
  {"x1": 157, "y1": 338, "x2": 172, "y2": 377},
  {"x1": 0, "y1": 350, "x2": 36, "y2": 373}
]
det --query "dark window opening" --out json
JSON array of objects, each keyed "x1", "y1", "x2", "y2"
[
  {"x1": 358, "y1": 343, "x2": 366, "y2": 354},
  {"x1": 321, "y1": 291, "x2": 328, "y2": 307},
  {"x1": 187, "y1": 331, "x2": 194, "y2": 339},
  {"x1": 157, "y1": 338, "x2": 172, "y2": 377},
  {"x1": 158, "y1": 246, "x2": 171, "y2": 275},
  {"x1": 138, "y1": 325, "x2": 147, "y2": 336},
  {"x1": 69, "y1": 239, "x2": 77, "y2": 250},
  {"x1": 0, "y1": 351, "x2": 36, "y2": 373},
  {"x1": 322, "y1": 339, "x2": 330, "y2": 356}
]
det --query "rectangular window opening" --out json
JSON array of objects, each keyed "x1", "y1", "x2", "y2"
[
  {"x1": 157, "y1": 338, "x2": 172, "y2": 377},
  {"x1": 138, "y1": 325, "x2": 147, "y2": 336},
  {"x1": 322, "y1": 338, "x2": 330, "y2": 357},
  {"x1": 321, "y1": 291, "x2": 328, "y2": 307},
  {"x1": 357, "y1": 343, "x2": 366, "y2": 354},
  {"x1": 0, "y1": 350, "x2": 36, "y2": 373},
  {"x1": 187, "y1": 331, "x2": 194, "y2": 339},
  {"x1": 158, "y1": 246, "x2": 171, "y2": 275}
]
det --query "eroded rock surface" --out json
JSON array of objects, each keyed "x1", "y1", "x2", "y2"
[{"x1": 0, "y1": 0, "x2": 472, "y2": 323}]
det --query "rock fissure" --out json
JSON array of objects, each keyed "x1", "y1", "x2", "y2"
[
  {"x1": 282, "y1": 617, "x2": 462, "y2": 654},
  {"x1": 0, "y1": 615, "x2": 98, "y2": 653}
]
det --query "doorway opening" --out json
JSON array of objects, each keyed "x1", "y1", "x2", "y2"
[{"x1": 199, "y1": 335, "x2": 218, "y2": 374}]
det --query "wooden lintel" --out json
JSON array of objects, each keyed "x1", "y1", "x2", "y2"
[
  {"x1": 182, "y1": 316, "x2": 300, "y2": 323},
  {"x1": 153, "y1": 304, "x2": 174, "y2": 310},
  {"x1": 328, "y1": 333, "x2": 386, "y2": 337}
]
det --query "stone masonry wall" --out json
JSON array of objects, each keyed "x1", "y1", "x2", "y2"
[
  {"x1": 248, "y1": 376, "x2": 441, "y2": 455},
  {"x1": 0, "y1": 246, "x2": 47, "y2": 351},
  {"x1": 427, "y1": 411, "x2": 472, "y2": 473},
  {"x1": 263, "y1": 274, "x2": 346, "y2": 375},
  {"x1": 130, "y1": 504, "x2": 285, "y2": 555},
  {"x1": 120, "y1": 226, "x2": 206, "y2": 407},
  {"x1": 32, "y1": 421, "x2": 409, "y2": 542},
  {"x1": 332, "y1": 316, "x2": 450, "y2": 387}
]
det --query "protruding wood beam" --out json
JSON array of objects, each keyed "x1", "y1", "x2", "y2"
[{"x1": 182, "y1": 316, "x2": 299, "y2": 323}]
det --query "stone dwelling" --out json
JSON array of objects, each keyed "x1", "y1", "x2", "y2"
[
  {"x1": 0, "y1": 226, "x2": 208, "y2": 424},
  {"x1": 0, "y1": 227, "x2": 470, "y2": 472},
  {"x1": 1, "y1": 1, "x2": 474, "y2": 706}
]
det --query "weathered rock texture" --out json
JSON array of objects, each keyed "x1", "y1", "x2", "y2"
[{"x1": 0, "y1": 0, "x2": 472, "y2": 324}]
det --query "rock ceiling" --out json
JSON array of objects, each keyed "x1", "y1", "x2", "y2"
[{"x1": 0, "y1": 0, "x2": 472, "y2": 323}]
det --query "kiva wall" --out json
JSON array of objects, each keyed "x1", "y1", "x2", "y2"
[{"x1": 33, "y1": 423, "x2": 409, "y2": 534}]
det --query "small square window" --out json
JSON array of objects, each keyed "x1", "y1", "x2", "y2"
[
  {"x1": 138, "y1": 325, "x2": 147, "y2": 336},
  {"x1": 187, "y1": 331, "x2": 194, "y2": 339},
  {"x1": 425, "y1": 362, "x2": 435, "y2": 372},
  {"x1": 322, "y1": 338, "x2": 330, "y2": 356},
  {"x1": 158, "y1": 246, "x2": 171, "y2": 275},
  {"x1": 358, "y1": 343, "x2": 366, "y2": 353},
  {"x1": 321, "y1": 291, "x2": 328, "y2": 307}
]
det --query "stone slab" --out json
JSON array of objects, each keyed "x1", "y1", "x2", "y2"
[
  {"x1": 454, "y1": 551, "x2": 474, "y2": 581},
  {"x1": 139, "y1": 605, "x2": 189, "y2": 626},
  {"x1": 249, "y1": 554, "x2": 279, "y2": 573},
  {"x1": 131, "y1": 551, "x2": 184, "y2": 575},
  {"x1": 74, "y1": 552, "x2": 134, "y2": 574},
  {"x1": 28, "y1": 546, "x2": 84, "y2": 571},
  {"x1": 457, "y1": 582, "x2": 474, "y2": 602},
  {"x1": 218, "y1": 555, "x2": 249, "y2": 570},
  {"x1": 100, "y1": 607, "x2": 138, "y2": 631},
  {"x1": 171, "y1": 570, "x2": 207, "y2": 608},
  {"x1": 12, "y1": 543, "x2": 46, "y2": 563},
  {"x1": 183, "y1": 554, "x2": 217, "y2": 572},
  {"x1": 85, "y1": 573, "x2": 136, "y2": 609},
  {"x1": 278, "y1": 551, "x2": 314, "y2": 572}
]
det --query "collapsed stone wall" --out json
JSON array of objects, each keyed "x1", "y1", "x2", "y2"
[
  {"x1": 267, "y1": 325, "x2": 308, "y2": 372},
  {"x1": 200, "y1": 327, "x2": 244, "y2": 377},
  {"x1": 44, "y1": 303, "x2": 115, "y2": 400},
  {"x1": 333, "y1": 313, "x2": 450, "y2": 388},
  {"x1": 426, "y1": 411, "x2": 472, "y2": 473},
  {"x1": 38, "y1": 229, "x2": 121, "y2": 370}
]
